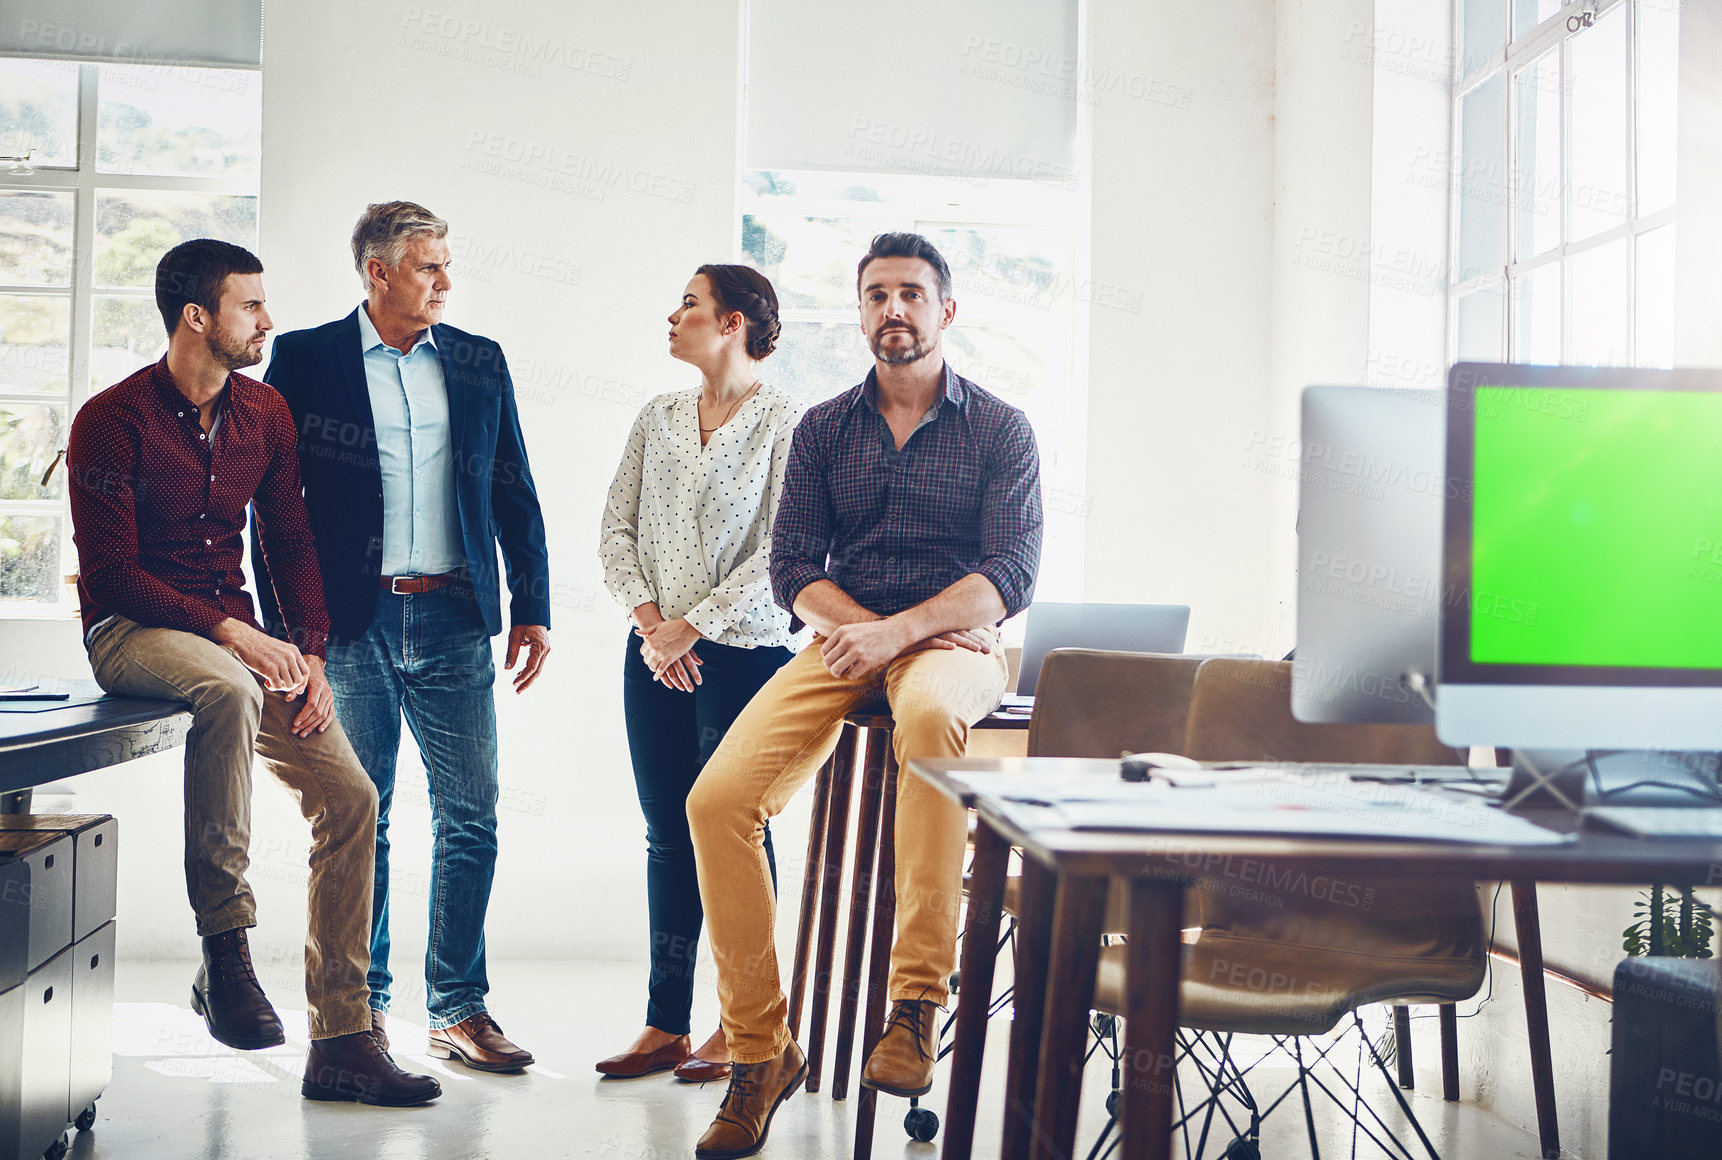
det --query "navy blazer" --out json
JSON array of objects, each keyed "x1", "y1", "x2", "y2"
[{"x1": 254, "y1": 308, "x2": 551, "y2": 645}]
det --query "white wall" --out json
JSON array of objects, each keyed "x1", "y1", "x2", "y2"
[{"x1": 1082, "y1": 0, "x2": 1280, "y2": 655}]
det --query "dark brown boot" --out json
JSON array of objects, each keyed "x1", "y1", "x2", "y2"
[
  {"x1": 301, "y1": 1029, "x2": 442, "y2": 1106},
  {"x1": 189, "y1": 928, "x2": 284, "y2": 1050},
  {"x1": 861, "y1": 999, "x2": 940, "y2": 1096},
  {"x1": 370, "y1": 1008, "x2": 389, "y2": 1052},
  {"x1": 694, "y1": 1040, "x2": 807, "y2": 1159}
]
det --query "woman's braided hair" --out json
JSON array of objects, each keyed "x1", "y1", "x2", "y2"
[{"x1": 696, "y1": 263, "x2": 781, "y2": 360}]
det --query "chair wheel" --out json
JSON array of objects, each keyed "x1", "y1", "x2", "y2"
[
  {"x1": 949, "y1": 970, "x2": 961, "y2": 993},
  {"x1": 1105, "y1": 1090, "x2": 1120, "y2": 1116},
  {"x1": 904, "y1": 1106, "x2": 940, "y2": 1141},
  {"x1": 1092, "y1": 1012, "x2": 1118, "y2": 1037},
  {"x1": 43, "y1": 1131, "x2": 69, "y2": 1160},
  {"x1": 1223, "y1": 1137, "x2": 1261, "y2": 1160},
  {"x1": 75, "y1": 1100, "x2": 97, "y2": 1131}
]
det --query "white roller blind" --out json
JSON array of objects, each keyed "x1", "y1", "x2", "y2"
[
  {"x1": 1, "y1": 0, "x2": 263, "y2": 68},
  {"x1": 747, "y1": 0, "x2": 1077, "y2": 182}
]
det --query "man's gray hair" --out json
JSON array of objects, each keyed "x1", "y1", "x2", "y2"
[{"x1": 351, "y1": 201, "x2": 448, "y2": 292}]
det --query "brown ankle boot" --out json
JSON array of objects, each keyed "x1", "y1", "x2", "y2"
[
  {"x1": 694, "y1": 1039, "x2": 807, "y2": 1159},
  {"x1": 190, "y1": 928, "x2": 284, "y2": 1050},
  {"x1": 302, "y1": 1029, "x2": 442, "y2": 1106},
  {"x1": 861, "y1": 999, "x2": 940, "y2": 1096}
]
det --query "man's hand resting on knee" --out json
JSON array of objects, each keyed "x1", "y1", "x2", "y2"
[
  {"x1": 212, "y1": 617, "x2": 310, "y2": 696},
  {"x1": 820, "y1": 620, "x2": 992, "y2": 681}
]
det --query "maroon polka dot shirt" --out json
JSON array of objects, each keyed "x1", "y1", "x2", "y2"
[{"x1": 67, "y1": 360, "x2": 330, "y2": 658}]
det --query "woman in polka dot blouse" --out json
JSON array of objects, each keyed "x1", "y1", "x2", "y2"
[{"x1": 596, "y1": 264, "x2": 803, "y2": 1083}]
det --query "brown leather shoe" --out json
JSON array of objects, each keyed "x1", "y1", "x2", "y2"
[
  {"x1": 427, "y1": 1012, "x2": 534, "y2": 1072},
  {"x1": 302, "y1": 1029, "x2": 442, "y2": 1106},
  {"x1": 189, "y1": 928, "x2": 284, "y2": 1051},
  {"x1": 860, "y1": 999, "x2": 940, "y2": 1097},
  {"x1": 694, "y1": 1039, "x2": 807, "y2": 1160},
  {"x1": 595, "y1": 1033, "x2": 690, "y2": 1077},
  {"x1": 370, "y1": 1008, "x2": 389, "y2": 1052}
]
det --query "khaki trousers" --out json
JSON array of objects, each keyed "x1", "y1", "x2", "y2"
[
  {"x1": 688, "y1": 631, "x2": 1008, "y2": 1063},
  {"x1": 87, "y1": 617, "x2": 377, "y2": 1039}
]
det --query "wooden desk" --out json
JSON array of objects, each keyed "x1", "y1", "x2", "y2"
[
  {"x1": 915, "y1": 757, "x2": 1722, "y2": 1160},
  {"x1": 0, "y1": 680, "x2": 190, "y2": 812}
]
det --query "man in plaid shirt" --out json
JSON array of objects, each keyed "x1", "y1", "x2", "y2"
[{"x1": 687, "y1": 233, "x2": 1042, "y2": 1159}]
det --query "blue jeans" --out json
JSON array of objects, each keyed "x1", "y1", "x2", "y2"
[
  {"x1": 324, "y1": 585, "x2": 499, "y2": 1030},
  {"x1": 623, "y1": 632, "x2": 793, "y2": 1035}
]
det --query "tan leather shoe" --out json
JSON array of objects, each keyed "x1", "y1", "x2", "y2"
[
  {"x1": 596, "y1": 1033, "x2": 691, "y2": 1078},
  {"x1": 860, "y1": 999, "x2": 940, "y2": 1097},
  {"x1": 427, "y1": 1012, "x2": 534, "y2": 1072},
  {"x1": 694, "y1": 1039, "x2": 807, "y2": 1160},
  {"x1": 370, "y1": 1008, "x2": 389, "y2": 1052}
]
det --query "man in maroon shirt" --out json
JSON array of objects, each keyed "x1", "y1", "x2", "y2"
[{"x1": 66, "y1": 239, "x2": 440, "y2": 1106}]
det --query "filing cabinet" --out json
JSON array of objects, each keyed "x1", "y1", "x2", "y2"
[{"x1": 0, "y1": 818, "x2": 118, "y2": 1160}]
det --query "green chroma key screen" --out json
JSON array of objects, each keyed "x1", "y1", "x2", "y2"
[{"x1": 1470, "y1": 386, "x2": 1722, "y2": 670}]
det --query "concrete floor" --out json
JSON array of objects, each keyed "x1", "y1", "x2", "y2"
[{"x1": 58, "y1": 959, "x2": 1557, "y2": 1160}]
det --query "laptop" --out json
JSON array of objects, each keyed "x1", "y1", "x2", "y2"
[{"x1": 1012, "y1": 602, "x2": 1193, "y2": 698}]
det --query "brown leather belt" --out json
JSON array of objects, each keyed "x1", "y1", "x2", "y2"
[{"x1": 379, "y1": 572, "x2": 461, "y2": 594}]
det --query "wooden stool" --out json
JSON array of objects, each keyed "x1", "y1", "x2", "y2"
[{"x1": 786, "y1": 708, "x2": 1026, "y2": 1155}]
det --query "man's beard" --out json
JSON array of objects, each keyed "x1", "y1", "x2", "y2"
[
  {"x1": 869, "y1": 324, "x2": 930, "y2": 365},
  {"x1": 206, "y1": 328, "x2": 262, "y2": 371}
]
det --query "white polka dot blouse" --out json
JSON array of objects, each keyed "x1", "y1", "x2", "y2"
[{"x1": 599, "y1": 385, "x2": 803, "y2": 649}]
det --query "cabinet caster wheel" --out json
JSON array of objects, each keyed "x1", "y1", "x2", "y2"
[
  {"x1": 904, "y1": 1105, "x2": 940, "y2": 1142},
  {"x1": 1223, "y1": 1137, "x2": 1261, "y2": 1160},
  {"x1": 75, "y1": 1100, "x2": 98, "y2": 1131},
  {"x1": 43, "y1": 1131, "x2": 69, "y2": 1160}
]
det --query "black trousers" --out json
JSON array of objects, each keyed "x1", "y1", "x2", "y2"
[{"x1": 622, "y1": 631, "x2": 794, "y2": 1034}]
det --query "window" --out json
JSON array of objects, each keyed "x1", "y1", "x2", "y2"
[
  {"x1": 0, "y1": 58, "x2": 260, "y2": 609},
  {"x1": 741, "y1": 169, "x2": 1089, "y2": 600},
  {"x1": 1449, "y1": 0, "x2": 1678, "y2": 367}
]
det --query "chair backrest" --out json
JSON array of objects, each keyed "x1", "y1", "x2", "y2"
[
  {"x1": 1017, "y1": 603, "x2": 1192, "y2": 696},
  {"x1": 1183, "y1": 658, "x2": 1463, "y2": 766},
  {"x1": 1027, "y1": 650, "x2": 1208, "y2": 758}
]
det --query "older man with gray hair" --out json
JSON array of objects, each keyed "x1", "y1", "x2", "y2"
[{"x1": 256, "y1": 200, "x2": 552, "y2": 1071}]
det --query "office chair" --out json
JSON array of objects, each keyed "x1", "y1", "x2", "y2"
[{"x1": 1085, "y1": 658, "x2": 1485, "y2": 1160}]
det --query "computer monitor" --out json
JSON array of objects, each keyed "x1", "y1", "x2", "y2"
[
  {"x1": 1014, "y1": 603, "x2": 1191, "y2": 696},
  {"x1": 1436, "y1": 362, "x2": 1722, "y2": 750},
  {"x1": 1292, "y1": 385, "x2": 1453, "y2": 725}
]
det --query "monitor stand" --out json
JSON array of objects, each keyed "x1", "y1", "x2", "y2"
[{"x1": 1502, "y1": 749, "x2": 1722, "y2": 811}]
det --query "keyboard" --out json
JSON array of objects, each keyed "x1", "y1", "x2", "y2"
[{"x1": 1584, "y1": 806, "x2": 1722, "y2": 839}]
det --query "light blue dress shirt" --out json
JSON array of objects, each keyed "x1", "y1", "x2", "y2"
[{"x1": 357, "y1": 305, "x2": 465, "y2": 576}]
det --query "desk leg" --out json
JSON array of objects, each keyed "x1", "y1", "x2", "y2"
[
  {"x1": 1394, "y1": 1006, "x2": 1414, "y2": 1088},
  {"x1": 943, "y1": 820, "x2": 1009, "y2": 1160},
  {"x1": 1001, "y1": 857, "x2": 1057, "y2": 1160},
  {"x1": 1439, "y1": 1003, "x2": 1460, "y2": 1101},
  {"x1": 1027, "y1": 872, "x2": 1108, "y2": 1160},
  {"x1": 1121, "y1": 877, "x2": 1185, "y2": 1160},
  {"x1": 0, "y1": 789, "x2": 31, "y2": 814},
  {"x1": 1511, "y1": 880, "x2": 1560, "y2": 1160}
]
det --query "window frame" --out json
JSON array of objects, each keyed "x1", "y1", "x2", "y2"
[
  {"x1": 1447, "y1": 0, "x2": 1676, "y2": 367},
  {"x1": 0, "y1": 60, "x2": 259, "y2": 616}
]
